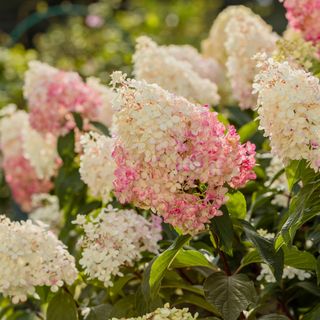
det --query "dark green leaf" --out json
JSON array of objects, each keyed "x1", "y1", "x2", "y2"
[
  {"x1": 72, "y1": 112, "x2": 83, "y2": 130},
  {"x1": 226, "y1": 191, "x2": 247, "y2": 219},
  {"x1": 47, "y1": 290, "x2": 78, "y2": 320},
  {"x1": 204, "y1": 272, "x2": 256, "y2": 320},
  {"x1": 90, "y1": 121, "x2": 110, "y2": 137},
  {"x1": 258, "y1": 315, "x2": 290, "y2": 320},
  {"x1": 86, "y1": 304, "x2": 113, "y2": 320},
  {"x1": 276, "y1": 177, "x2": 320, "y2": 248},
  {"x1": 174, "y1": 292, "x2": 221, "y2": 316},
  {"x1": 211, "y1": 210, "x2": 234, "y2": 256},
  {"x1": 240, "y1": 220, "x2": 284, "y2": 281},
  {"x1": 240, "y1": 250, "x2": 262, "y2": 269},
  {"x1": 57, "y1": 131, "x2": 75, "y2": 164}
]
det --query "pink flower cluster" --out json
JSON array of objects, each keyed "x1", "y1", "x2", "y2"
[
  {"x1": 0, "y1": 109, "x2": 53, "y2": 211},
  {"x1": 111, "y1": 73, "x2": 256, "y2": 234},
  {"x1": 3, "y1": 156, "x2": 52, "y2": 212},
  {"x1": 281, "y1": 0, "x2": 320, "y2": 44},
  {"x1": 24, "y1": 61, "x2": 104, "y2": 136}
]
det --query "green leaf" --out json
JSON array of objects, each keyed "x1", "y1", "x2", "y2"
[
  {"x1": 285, "y1": 160, "x2": 314, "y2": 191},
  {"x1": 240, "y1": 250, "x2": 262, "y2": 269},
  {"x1": 240, "y1": 220, "x2": 284, "y2": 281},
  {"x1": 90, "y1": 121, "x2": 110, "y2": 137},
  {"x1": 109, "y1": 295, "x2": 136, "y2": 318},
  {"x1": 109, "y1": 274, "x2": 135, "y2": 299},
  {"x1": 174, "y1": 292, "x2": 221, "y2": 316},
  {"x1": 283, "y1": 245, "x2": 317, "y2": 270},
  {"x1": 47, "y1": 290, "x2": 78, "y2": 320},
  {"x1": 171, "y1": 250, "x2": 217, "y2": 270},
  {"x1": 226, "y1": 191, "x2": 247, "y2": 219},
  {"x1": 289, "y1": 282, "x2": 320, "y2": 297},
  {"x1": 143, "y1": 235, "x2": 191, "y2": 299},
  {"x1": 72, "y1": 112, "x2": 83, "y2": 130},
  {"x1": 204, "y1": 272, "x2": 256, "y2": 320},
  {"x1": 304, "y1": 303, "x2": 320, "y2": 320},
  {"x1": 258, "y1": 315, "x2": 290, "y2": 320},
  {"x1": 57, "y1": 130, "x2": 75, "y2": 164},
  {"x1": 211, "y1": 210, "x2": 234, "y2": 256},
  {"x1": 86, "y1": 304, "x2": 113, "y2": 320},
  {"x1": 276, "y1": 177, "x2": 320, "y2": 248},
  {"x1": 161, "y1": 280, "x2": 204, "y2": 296},
  {"x1": 238, "y1": 120, "x2": 259, "y2": 143}
]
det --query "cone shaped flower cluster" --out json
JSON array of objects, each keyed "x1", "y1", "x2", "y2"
[
  {"x1": 253, "y1": 56, "x2": 320, "y2": 170},
  {"x1": 111, "y1": 73, "x2": 256, "y2": 234}
]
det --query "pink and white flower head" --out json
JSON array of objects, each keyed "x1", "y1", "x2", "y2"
[
  {"x1": 0, "y1": 109, "x2": 55, "y2": 211},
  {"x1": 281, "y1": 0, "x2": 320, "y2": 45},
  {"x1": 253, "y1": 55, "x2": 320, "y2": 171},
  {"x1": 133, "y1": 36, "x2": 220, "y2": 105},
  {"x1": 24, "y1": 61, "x2": 111, "y2": 136},
  {"x1": 111, "y1": 72, "x2": 256, "y2": 234},
  {"x1": 0, "y1": 216, "x2": 78, "y2": 303}
]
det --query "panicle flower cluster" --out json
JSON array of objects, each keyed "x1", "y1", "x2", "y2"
[
  {"x1": 281, "y1": 0, "x2": 320, "y2": 45},
  {"x1": 164, "y1": 44, "x2": 224, "y2": 86},
  {"x1": 86, "y1": 77, "x2": 116, "y2": 127},
  {"x1": 24, "y1": 61, "x2": 112, "y2": 136},
  {"x1": 0, "y1": 108, "x2": 54, "y2": 211},
  {"x1": 111, "y1": 73, "x2": 256, "y2": 234},
  {"x1": 265, "y1": 155, "x2": 289, "y2": 207},
  {"x1": 0, "y1": 215, "x2": 78, "y2": 303},
  {"x1": 253, "y1": 56, "x2": 320, "y2": 171},
  {"x1": 258, "y1": 263, "x2": 312, "y2": 283},
  {"x1": 112, "y1": 304, "x2": 197, "y2": 320},
  {"x1": 133, "y1": 36, "x2": 220, "y2": 105},
  {"x1": 79, "y1": 132, "x2": 115, "y2": 203},
  {"x1": 30, "y1": 194, "x2": 63, "y2": 233},
  {"x1": 224, "y1": 7, "x2": 278, "y2": 109},
  {"x1": 73, "y1": 207, "x2": 162, "y2": 287}
]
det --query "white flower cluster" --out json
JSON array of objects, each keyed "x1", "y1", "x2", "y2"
[
  {"x1": 224, "y1": 7, "x2": 278, "y2": 109},
  {"x1": 265, "y1": 155, "x2": 289, "y2": 207},
  {"x1": 30, "y1": 193, "x2": 63, "y2": 233},
  {"x1": 253, "y1": 57, "x2": 320, "y2": 171},
  {"x1": 79, "y1": 132, "x2": 115, "y2": 203},
  {"x1": 86, "y1": 77, "x2": 115, "y2": 128},
  {"x1": 0, "y1": 215, "x2": 78, "y2": 303},
  {"x1": 22, "y1": 126, "x2": 58, "y2": 180},
  {"x1": 0, "y1": 106, "x2": 28, "y2": 158},
  {"x1": 258, "y1": 264, "x2": 312, "y2": 283},
  {"x1": 112, "y1": 304, "x2": 197, "y2": 320},
  {"x1": 165, "y1": 44, "x2": 224, "y2": 86},
  {"x1": 133, "y1": 36, "x2": 220, "y2": 105},
  {"x1": 73, "y1": 207, "x2": 162, "y2": 287}
]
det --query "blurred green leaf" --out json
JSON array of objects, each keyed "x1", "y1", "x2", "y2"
[
  {"x1": 226, "y1": 191, "x2": 247, "y2": 219},
  {"x1": 238, "y1": 120, "x2": 259, "y2": 143},
  {"x1": 47, "y1": 290, "x2": 78, "y2": 320}
]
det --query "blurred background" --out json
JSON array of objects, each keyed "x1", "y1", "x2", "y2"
[{"x1": 0, "y1": 0, "x2": 287, "y2": 107}]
